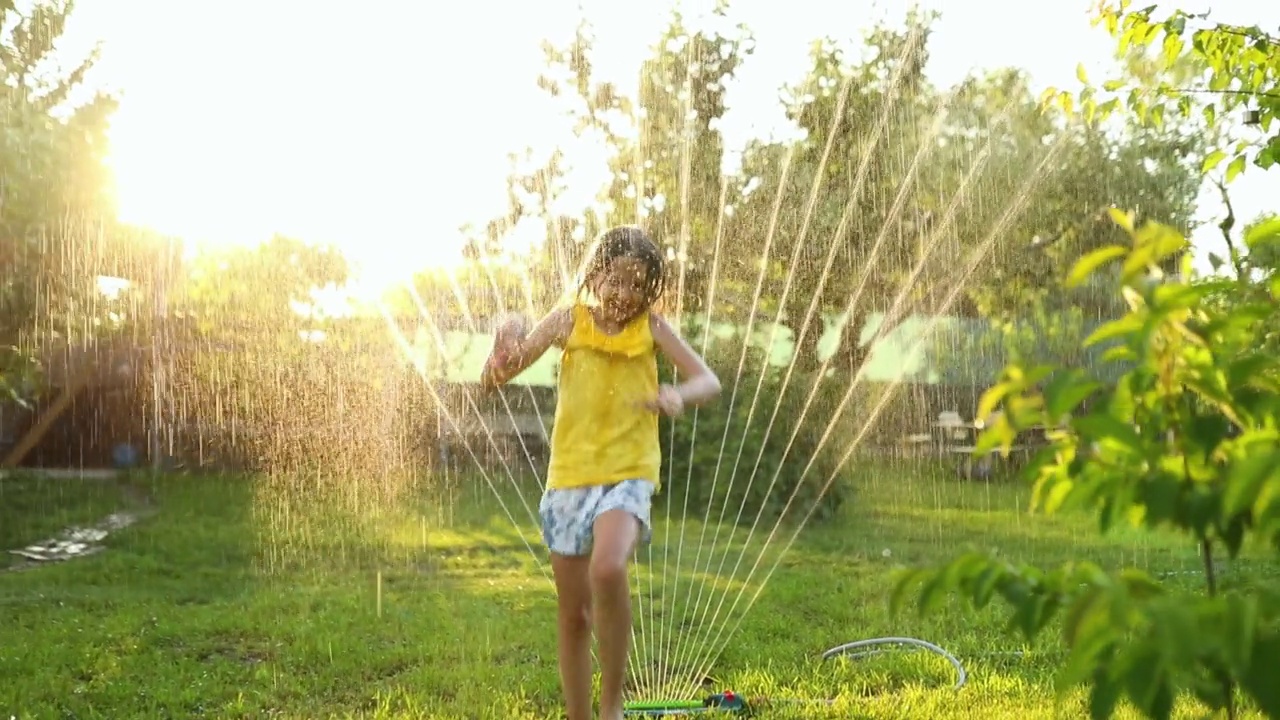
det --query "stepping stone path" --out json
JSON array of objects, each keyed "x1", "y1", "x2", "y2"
[
  {"x1": 8, "y1": 510, "x2": 145, "y2": 563},
  {"x1": 3, "y1": 474, "x2": 156, "y2": 572}
]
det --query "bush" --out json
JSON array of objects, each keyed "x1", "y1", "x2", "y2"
[
  {"x1": 657, "y1": 335, "x2": 848, "y2": 526},
  {"x1": 895, "y1": 215, "x2": 1280, "y2": 719}
]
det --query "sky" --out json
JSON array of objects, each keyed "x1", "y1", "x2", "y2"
[{"x1": 53, "y1": 0, "x2": 1278, "y2": 291}]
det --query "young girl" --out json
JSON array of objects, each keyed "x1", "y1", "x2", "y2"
[{"x1": 481, "y1": 226, "x2": 721, "y2": 720}]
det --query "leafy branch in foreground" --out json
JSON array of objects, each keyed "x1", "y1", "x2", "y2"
[
  {"x1": 892, "y1": 213, "x2": 1280, "y2": 719},
  {"x1": 1045, "y1": 0, "x2": 1279, "y2": 179}
]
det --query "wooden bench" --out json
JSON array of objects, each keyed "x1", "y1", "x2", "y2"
[{"x1": 931, "y1": 411, "x2": 1047, "y2": 479}]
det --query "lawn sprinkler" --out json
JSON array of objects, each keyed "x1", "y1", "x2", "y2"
[
  {"x1": 621, "y1": 636, "x2": 968, "y2": 715},
  {"x1": 624, "y1": 691, "x2": 750, "y2": 716}
]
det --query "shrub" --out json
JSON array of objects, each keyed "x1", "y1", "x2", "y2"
[
  {"x1": 895, "y1": 215, "x2": 1280, "y2": 719},
  {"x1": 657, "y1": 334, "x2": 848, "y2": 526}
]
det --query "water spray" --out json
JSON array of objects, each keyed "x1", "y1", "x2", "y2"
[{"x1": 621, "y1": 636, "x2": 966, "y2": 716}]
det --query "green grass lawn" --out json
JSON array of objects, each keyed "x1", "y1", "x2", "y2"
[{"x1": 0, "y1": 459, "x2": 1273, "y2": 719}]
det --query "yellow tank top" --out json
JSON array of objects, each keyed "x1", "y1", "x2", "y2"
[{"x1": 546, "y1": 303, "x2": 662, "y2": 491}]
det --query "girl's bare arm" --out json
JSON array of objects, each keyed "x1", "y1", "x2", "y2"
[
  {"x1": 480, "y1": 307, "x2": 574, "y2": 390},
  {"x1": 650, "y1": 313, "x2": 721, "y2": 406}
]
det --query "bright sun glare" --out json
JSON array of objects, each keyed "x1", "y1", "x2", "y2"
[
  {"x1": 106, "y1": 109, "x2": 472, "y2": 291},
  {"x1": 63, "y1": 0, "x2": 1280, "y2": 298},
  {"x1": 89, "y1": 0, "x2": 634, "y2": 299}
]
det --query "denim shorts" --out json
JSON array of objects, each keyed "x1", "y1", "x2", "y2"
[{"x1": 538, "y1": 479, "x2": 655, "y2": 557}]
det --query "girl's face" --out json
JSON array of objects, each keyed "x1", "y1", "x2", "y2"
[{"x1": 592, "y1": 257, "x2": 652, "y2": 323}]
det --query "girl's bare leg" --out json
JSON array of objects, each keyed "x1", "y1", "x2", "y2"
[
  {"x1": 552, "y1": 553, "x2": 594, "y2": 720},
  {"x1": 590, "y1": 510, "x2": 640, "y2": 720}
]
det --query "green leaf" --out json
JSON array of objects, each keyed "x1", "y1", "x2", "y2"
[
  {"x1": 975, "y1": 415, "x2": 1015, "y2": 456},
  {"x1": 1183, "y1": 412, "x2": 1230, "y2": 457},
  {"x1": 1100, "y1": 345, "x2": 1136, "y2": 363},
  {"x1": 1123, "y1": 642, "x2": 1169, "y2": 718},
  {"x1": 1020, "y1": 365, "x2": 1056, "y2": 387},
  {"x1": 1041, "y1": 476, "x2": 1075, "y2": 515},
  {"x1": 1149, "y1": 104, "x2": 1164, "y2": 130},
  {"x1": 1044, "y1": 370, "x2": 1099, "y2": 421},
  {"x1": 1202, "y1": 149, "x2": 1227, "y2": 172},
  {"x1": 972, "y1": 563, "x2": 1005, "y2": 608},
  {"x1": 1134, "y1": 222, "x2": 1189, "y2": 264},
  {"x1": 1089, "y1": 669, "x2": 1122, "y2": 720},
  {"x1": 1242, "y1": 632, "x2": 1280, "y2": 716},
  {"x1": 1103, "y1": 79, "x2": 1125, "y2": 91},
  {"x1": 1118, "y1": 27, "x2": 1133, "y2": 55},
  {"x1": 997, "y1": 575, "x2": 1032, "y2": 606},
  {"x1": 1108, "y1": 207, "x2": 1135, "y2": 232},
  {"x1": 888, "y1": 568, "x2": 925, "y2": 615},
  {"x1": 1186, "y1": 488, "x2": 1218, "y2": 536},
  {"x1": 1117, "y1": 569, "x2": 1163, "y2": 600},
  {"x1": 1121, "y1": 243, "x2": 1156, "y2": 280},
  {"x1": 1061, "y1": 584, "x2": 1107, "y2": 649},
  {"x1": 950, "y1": 552, "x2": 990, "y2": 584},
  {"x1": 1226, "y1": 352, "x2": 1276, "y2": 393},
  {"x1": 1150, "y1": 282, "x2": 1212, "y2": 310},
  {"x1": 1222, "y1": 593, "x2": 1258, "y2": 675},
  {"x1": 1226, "y1": 154, "x2": 1247, "y2": 183},
  {"x1": 1149, "y1": 600, "x2": 1200, "y2": 665},
  {"x1": 1223, "y1": 448, "x2": 1279, "y2": 518},
  {"x1": 1067, "y1": 245, "x2": 1128, "y2": 288},
  {"x1": 1188, "y1": 669, "x2": 1232, "y2": 711},
  {"x1": 1077, "y1": 63, "x2": 1090, "y2": 84},
  {"x1": 1148, "y1": 677, "x2": 1175, "y2": 720},
  {"x1": 1010, "y1": 591, "x2": 1053, "y2": 640},
  {"x1": 918, "y1": 571, "x2": 951, "y2": 617},
  {"x1": 1259, "y1": 145, "x2": 1277, "y2": 170},
  {"x1": 1140, "y1": 473, "x2": 1180, "y2": 527},
  {"x1": 1222, "y1": 515, "x2": 1247, "y2": 557},
  {"x1": 1160, "y1": 32, "x2": 1184, "y2": 68},
  {"x1": 1073, "y1": 411, "x2": 1143, "y2": 453},
  {"x1": 976, "y1": 381, "x2": 1012, "y2": 425},
  {"x1": 1083, "y1": 95, "x2": 1099, "y2": 125},
  {"x1": 1059, "y1": 633, "x2": 1110, "y2": 696},
  {"x1": 1244, "y1": 215, "x2": 1280, "y2": 250}
]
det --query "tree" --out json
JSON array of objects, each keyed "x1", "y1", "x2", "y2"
[
  {"x1": 724, "y1": 15, "x2": 939, "y2": 379},
  {"x1": 0, "y1": 0, "x2": 173, "y2": 409},
  {"x1": 724, "y1": 11, "x2": 1204, "y2": 383},
  {"x1": 460, "y1": 7, "x2": 752, "y2": 329},
  {"x1": 1, "y1": 0, "x2": 121, "y2": 399},
  {"x1": 893, "y1": 6, "x2": 1280, "y2": 715},
  {"x1": 1073, "y1": 3, "x2": 1279, "y2": 352},
  {"x1": 896, "y1": 215, "x2": 1280, "y2": 720},
  {"x1": 451, "y1": 23, "x2": 612, "y2": 321},
  {"x1": 453, "y1": 5, "x2": 1204, "y2": 436},
  {"x1": 0, "y1": 0, "x2": 117, "y2": 238},
  {"x1": 968, "y1": 101, "x2": 1206, "y2": 322},
  {"x1": 610, "y1": 6, "x2": 753, "y2": 321},
  {"x1": 1078, "y1": 1, "x2": 1278, "y2": 179},
  {"x1": 164, "y1": 237, "x2": 358, "y2": 471}
]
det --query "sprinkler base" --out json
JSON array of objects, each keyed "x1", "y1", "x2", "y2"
[{"x1": 623, "y1": 691, "x2": 749, "y2": 716}]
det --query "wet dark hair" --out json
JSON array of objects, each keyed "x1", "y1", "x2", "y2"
[{"x1": 577, "y1": 225, "x2": 665, "y2": 319}]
